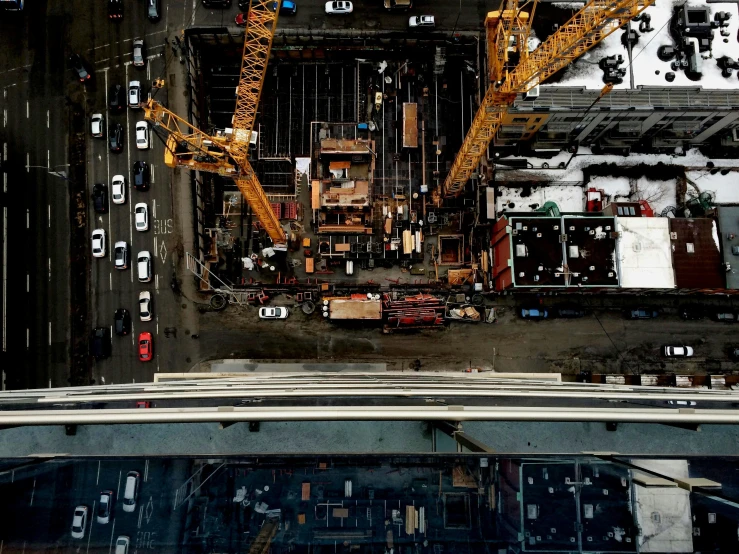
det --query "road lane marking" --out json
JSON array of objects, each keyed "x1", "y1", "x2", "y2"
[
  {"x1": 26, "y1": 328, "x2": 29, "y2": 348},
  {"x1": 154, "y1": 236, "x2": 157, "y2": 254},
  {"x1": 26, "y1": 209, "x2": 29, "y2": 228},
  {"x1": 93, "y1": 43, "x2": 111, "y2": 50},
  {"x1": 152, "y1": 199, "x2": 156, "y2": 219},
  {"x1": 26, "y1": 101, "x2": 28, "y2": 118},
  {"x1": 46, "y1": 110, "x2": 49, "y2": 128},
  {"x1": 137, "y1": 504, "x2": 144, "y2": 528},
  {"x1": 151, "y1": 165, "x2": 155, "y2": 185},
  {"x1": 26, "y1": 273, "x2": 29, "y2": 292},
  {"x1": 48, "y1": 204, "x2": 50, "y2": 227},
  {"x1": 108, "y1": 519, "x2": 116, "y2": 554},
  {"x1": 48, "y1": 258, "x2": 51, "y2": 282},
  {"x1": 156, "y1": 315, "x2": 159, "y2": 336},
  {"x1": 155, "y1": 274, "x2": 159, "y2": 291},
  {"x1": 156, "y1": 355, "x2": 159, "y2": 373},
  {"x1": 144, "y1": 460, "x2": 149, "y2": 482},
  {"x1": 116, "y1": 470, "x2": 122, "y2": 498},
  {"x1": 25, "y1": 152, "x2": 29, "y2": 172},
  {"x1": 87, "y1": 500, "x2": 96, "y2": 554},
  {"x1": 46, "y1": 149, "x2": 49, "y2": 169},
  {"x1": 29, "y1": 479, "x2": 35, "y2": 506},
  {"x1": 97, "y1": 460, "x2": 101, "y2": 485},
  {"x1": 48, "y1": 322, "x2": 51, "y2": 345},
  {"x1": 2, "y1": 207, "x2": 5, "y2": 352},
  {"x1": 3, "y1": 108, "x2": 6, "y2": 128},
  {"x1": 109, "y1": 272, "x2": 112, "y2": 291}
]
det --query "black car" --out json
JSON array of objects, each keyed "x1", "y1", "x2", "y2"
[
  {"x1": 109, "y1": 123, "x2": 123, "y2": 153},
  {"x1": 69, "y1": 54, "x2": 92, "y2": 83},
  {"x1": 730, "y1": 347, "x2": 739, "y2": 361},
  {"x1": 109, "y1": 84, "x2": 125, "y2": 113},
  {"x1": 679, "y1": 305, "x2": 704, "y2": 320},
  {"x1": 556, "y1": 306, "x2": 587, "y2": 318},
  {"x1": 114, "y1": 309, "x2": 131, "y2": 336},
  {"x1": 133, "y1": 161, "x2": 150, "y2": 191},
  {"x1": 91, "y1": 327, "x2": 111, "y2": 360},
  {"x1": 108, "y1": 0, "x2": 123, "y2": 19},
  {"x1": 92, "y1": 183, "x2": 108, "y2": 214},
  {"x1": 147, "y1": 0, "x2": 161, "y2": 21},
  {"x1": 625, "y1": 308, "x2": 659, "y2": 320}
]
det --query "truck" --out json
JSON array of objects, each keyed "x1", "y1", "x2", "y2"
[
  {"x1": 328, "y1": 298, "x2": 382, "y2": 321},
  {"x1": 402, "y1": 103, "x2": 418, "y2": 149},
  {"x1": 384, "y1": 0, "x2": 411, "y2": 9}
]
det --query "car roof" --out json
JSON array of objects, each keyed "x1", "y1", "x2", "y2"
[
  {"x1": 135, "y1": 202, "x2": 147, "y2": 209},
  {"x1": 115, "y1": 241, "x2": 127, "y2": 248}
]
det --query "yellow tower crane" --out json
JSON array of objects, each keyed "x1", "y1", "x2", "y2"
[
  {"x1": 144, "y1": 0, "x2": 286, "y2": 244},
  {"x1": 442, "y1": 0, "x2": 656, "y2": 199}
]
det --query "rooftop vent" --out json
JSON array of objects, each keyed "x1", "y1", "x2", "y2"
[
  {"x1": 569, "y1": 226, "x2": 575, "y2": 231},
  {"x1": 608, "y1": 272, "x2": 615, "y2": 277},
  {"x1": 534, "y1": 275, "x2": 540, "y2": 282},
  {"x1": 536, "y1": 232, "x2": 542, "y2": 238},
  {"x1": 589, "y1": 265, "x2": 596, "y2": 271},
  {"x1": 553, "y1": 225, "x2": 560, "y2": 231},
  {"x1": 518, "y1": 272, "x2": 526, "y2": 278}
]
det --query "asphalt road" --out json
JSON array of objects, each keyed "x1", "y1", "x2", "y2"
[
  {"x1": 0, "y1": 458, "x2": 190, "y2": 553},
  {"x1": 198, "y1": 301, "x2": 739, "y2": 375}
]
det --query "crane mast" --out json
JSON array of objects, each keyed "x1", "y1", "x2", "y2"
[
  {"x1": 442, "y1": 0, "x2": 656, "y2": 198},
  {"x1": 144, "y1": 0, "x2": 286, "y2": 244}
]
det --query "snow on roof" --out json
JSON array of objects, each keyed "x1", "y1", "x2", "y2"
[
  {"x1": 549, "y1": 1, "x2": 739, "y2": 90},
  {"x1": 617, "y1": 217, "x2": 676, "y2": 288},
  {"x1": 496, "y1": 184, "x2": 585, "y2": 215}
]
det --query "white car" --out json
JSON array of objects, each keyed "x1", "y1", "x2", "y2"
[
  {"x1": 409, "y1": 15, "x2": 434, "y2": 28},
  {"x1": 71, "y1": 505, "x2": 88, "y2": 539},
  {"x1": 91, "y1": 229, "x2": 106, "y2": 258},
  {"x1": 137, "y1": 251, "x2": 152, "y2": 282},
  {"x1": 135, "y1": 121, "x2": 149, "y2": 149},
  {"x1": 325, "y1": 1, "x2": 352, "y2": 14},
  {"x1": 111, "y1": 175, "x2": 126, "y2": 204},
  {"x1": 134, "y1": 203, "x2": 149, "y2": 231},
  {"x1": 259, "y1": 307, "x2": 289, "y2": 319},
  {"x1": 128, "y1": 80, "x2": 141, "y2": 108},
  {"x1": 664, "y1": 345, "x2": 694, "y2": 357},
  {"x1": 91, "y1": 113, "x2": 104, "y2": 137},
  {"x1": 139, "y1": 291, "x2": 152, "y2": 321}
]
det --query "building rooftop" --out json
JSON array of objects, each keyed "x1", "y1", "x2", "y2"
[
  {"x1": 669, "y1": 218, "x2": 725, "y2": 289},
  {"x1": 715, "y1": 206, "x2": 739, "y2": 289},
  {"x1": 564, "y1": 216, "x2": 619, "y2": 287},
  {"x1": 617, "y1": 217, "x2": 676, "y2": 289},
  {"x1": 551, "y1": 2, "x2": 739, "y2": 90},
  {"x1": 508, "y1": 216, "x2": 566, "y2": 287}
]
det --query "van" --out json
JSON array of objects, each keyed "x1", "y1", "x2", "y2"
[
  {"x1": 115, "y1": 536, "x2": 130, "y2": 554},
  {"x1": 122, "y1": 472, "x2": 140, "y2": 512},
  {"x1": 147, "y1": 0, "x2": 160, "y2": 21},
  {"x1": 137, "y1": 251, "x2": 152, "y2": 283}
]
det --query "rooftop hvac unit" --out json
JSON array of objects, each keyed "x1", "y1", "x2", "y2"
[
  {"x1": 569, "y1": 226, "x2": 575, "y2": 231},
  {"x1": 605, "y1": 226, "x2": 612, "y2": 231},
  {"x1": 569, "y1": 245, "x2": 580, "y2": 258},
  {"x1": 538, "y1": 265, "x2": 544, "y2": 271},
  {"x1": 515, "y1": 244, "x2": 528, "y2": 257},
  {"x1": 536, "y1": 233, "x2": 542, "y2": 238},
  {"x1": 512, "y1": 229, "x2": 519, "y2": 235},
  {"x1": 608, "y1": 272, "x2": 615, "y2": 277},
  {"x1": 589, "y1": 229, "x2": 595, "y2": 235},
  {"x1": 670, "y1": 232, "x2": 678, "y2": 240},
  {"x1": 589, "y1": 265, "x2": 595, "y2": 271},
  {"x1": 523, "y1": 226, "x2": 528, "y2": 231},
  {"x1": 553, "y1": 225, "x2": 559, "y2": 230},
  {"x1": 519, "y1": 272, "x2": 526, "y2": 278}
]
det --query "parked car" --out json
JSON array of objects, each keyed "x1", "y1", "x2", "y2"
[
  {"x1": 109, "y1": 122, "x2": 124, "y2": 153},
  {"x1": 108, "y1": 0, "x2": 123, "y2": 19},
  {"x1": 135, "y1": 203, "x2": 149, "y2": 231},
  {"x1": 147, "y1": 0, "x2": 161, "y2": 21},
  {"x1": 92, "y1": 183, "x2": 108, "y2": 214},
  {"x1": 132, "y1": 39, "x2": 145, "y2": 67},
  {"x1": 732, "y1": 245, "x2": 739, "y2": 256},
  {"x1": 259, "y1": 307, "x2": 289, "y2": 319},
  {"x1": 663, "y1": 345, "x2": 694, "y2": 357},
  {"x1": 520, "y1": 308, "x2": 549, "y2": 320},
  {"x1": 114, "y1": 309, "x2": 131, "y2": 336},
  {"x1": 138, "y1": 332, "x2": 153, "y2": 361},
  {"x1": 555, "y1": 306, "x2": 586, "y2": 318},
  {"x1": 71, "y1": 506, "x2": 88, "y2": 539},
  {"x1": 137, "y1": 251, "x2": 152, "y2": 282},
  {"x1": 114, "y1": 241, "x2": 129, "y2": 270},
  {"x1": 133, "y1": 161, "x2": 150, "y2": 190},
  {"x1": 679, "y1": 305, "x2": 704, "y2": 320},
  {"x1": 325, "y1": 1, "x2": 352, "y2": 14},
  {"x1": 115, "y1": 536, "x2": 130, "y2": 554},
  {"x1": 91, "y1": 229, "x2": 106, "y2": 258},
  {"x1": 69, "y1": 54, "x2": 91, "y2": 82},
  {"x1": 139, "y1": 291, "x2": 152, "y2": 321},
  {"x1": 91, "y1": 113, "x2": 105, "y2": 138},
  {"x1": 128, "y1": 80, "x2": 142, "y2": 108},
  {"x1": 122, "y1": 471, "x2": 140, "y2": 512},
  {"x1": 91, "y1": 327, "x2": 111, "y2": 360},
  {"x1": 730, "y1": 347, "x2": 739, "y2": 361},
  {"x1": 135, "y1": 121, "x2": 149, "y2": 149},
  {"x1": 625, "y1": 308, "x2": 659, "y2": 319},
  {"x1": 97, "y1": 491, "x2": 114, "y2": 524},
  {"x1": 111, "y1": 175, "x2": 126, "y2": 204},
  {"x1": 109, "y1": 84, "x2": 125, "y2": 113},
  {"x1": 712, "y1": 310, "x2": 737, "y2": 323},
  {"x1": 409, "y1": 15, "x2": 434, "y2": 28},
  {"x1": 270, "y1": 0, "x2": 296, "y2": 14}
]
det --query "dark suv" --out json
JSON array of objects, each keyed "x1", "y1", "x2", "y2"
[
  {"x1": 91, "y1": 327, "x2": 111, "y2": 360},
  {"x1": 109, "y1": 123, "x2": 123, "y2": 153},
  {"x1": 114, "y1": 309, "x2": 131, "y2": 336},
  {"x1": 69, "y1": 54, "x2": 92, "y2": 82},
  {"x1": 108, "y1": 0, "x2": 123, "y2": 19},
  {"x1": 133, "y1": 161, "x2": 150, "y2": 190},
  {"x1": 109, "y1": 84, "x2": 125, "y2": 113},
  {"x1": 92, "y1": 183, "x2": 108, "y2": 214}
]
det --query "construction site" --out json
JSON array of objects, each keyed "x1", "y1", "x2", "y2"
[{"x1": 143, "y1": 0, "x2": 739, "y2": 332}]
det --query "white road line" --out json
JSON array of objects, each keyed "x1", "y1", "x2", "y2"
[
  {"x1": 104, "y1": 70, "x2": 111, "y2": 263},
  {"x1": 48, "y1": 258, "x2": 51, "y2": 282},
  {"x1": 96, "y1": 460, "x2": 101, "y2": 485},
  {"x1": 87, "y1": 500, "x2": 96, "y2": 554},
  {"x1": 146, "y1": 60, "x2": 151, "y2": 81},
  {"x1": 154, "y1": 236, "x2": 157, "y2": 254},
  {"x1": 48, "y1": 321, "x2": 51, "y2": 346},
  {"x1": 46, "y1": 110, "x2": 49, "y2": 128},
  {"x1": 151, "y1": 165, "x2": 155, "y2": 185},
  {"x1": 109, "y1": 272, "x2": 112, "y2": 291},
  {"x1": 25, "y1": 152, "x2": 29, "y2": 172},
  {"x1": 26, "y1": 273, "x2": 29, "y2": 293},
  {"x1": 29, "y1": 479, "x2": 35, "y2": 506},
  {"x1": 2, "y1": 173, "x2": 5, "y2": 194},
  {"x1": 48, "y1": 204, "x2": 50, "y2": 227},
  {"x1": 3, "y1": 108, "x2": 6, "y2": 128},
  {"x1": 108, "y1": 519, "x2": 116, "y2": 554},
  {"x1": 144, "y1": 460, "x2": 149, "y2": 482},
  {"x1": 26, "y1": 100, "x2": 29, "y2": 118},
  {"x1": 2, "y1": 207, "x2": 6, "y2": 352},
  {"x1": 152, "y1": 199, "x2": 156, "y2": 219},
  {"x1": 116, "y1": 470, "x2": 122, "y2": 499},
  {"x1": 156, "y1": 356, "x2": 159, "y2": 373},
  {"x1": 26, "y1": 328, "x2": 29, "y2": 348},
  {"x1": 46, "y1": 149, "x2": 49, "y2": 169},
  {"x1": 156, "y1": 315, "x2": 159, "y2": 336},
  {"x1": 26, "y1": 208, "x2": 29, "y2": 228},
  {"x1": 93, "y1": 43, "x2": 111, "y2": 50},
  {"x1": 155, "y1": 274, "x2": 159, "y2": 291},
  {"x1": 48, "y1": 379, "x2": 51, "y2": 388},
  {"x1": 137, "y1": 504, "x2": 144, "y2": 528}
]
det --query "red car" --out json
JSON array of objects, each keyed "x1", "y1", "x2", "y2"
[
  {"x1": 138, "y1": 332, "x2": 153, "y2": 362},
  {"x1": 234, "y1": 12, "x2": 257, "y2": 26}
]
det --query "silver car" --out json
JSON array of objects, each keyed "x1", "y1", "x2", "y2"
[{"x1": 132, "y1": 39, "x2": 145, "y2": 67}]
